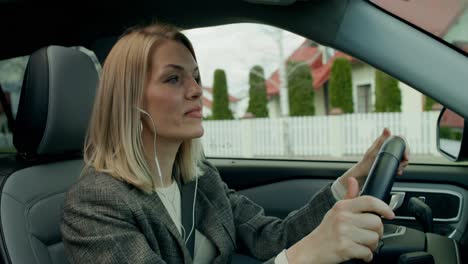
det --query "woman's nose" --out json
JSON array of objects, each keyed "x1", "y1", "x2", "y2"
[{"x1": 187, "y1": 78, "x2": 202, "y2": 99}]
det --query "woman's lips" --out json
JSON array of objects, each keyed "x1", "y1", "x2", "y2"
[{"x1": 185, "y1": 110, "x2": 202, "y2": 118}]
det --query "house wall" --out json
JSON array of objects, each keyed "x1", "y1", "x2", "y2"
[
  {"x1": 268, "y1": 96, "x2": 281, "y2": 118},
  {"x1": 314, "y1": 87, "x2": 326, "y2": 116},
  {"x1": 351, "y1": 64, "x2": 424, "y2": 113},
  {"x1": 400, "y1": 82, "x2": 424, "y2": 113}
]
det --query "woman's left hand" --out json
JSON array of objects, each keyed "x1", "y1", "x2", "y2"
[{"x1": 339, "y1": 128, "x2": 410, "y2": 189}]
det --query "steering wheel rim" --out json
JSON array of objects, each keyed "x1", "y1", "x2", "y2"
[
  {"x1": 341, "y1": 136, "x2": 406, "y2": 264},
  {"x1": 360, "y1": 136, "x2": 406, "y2": 202}
]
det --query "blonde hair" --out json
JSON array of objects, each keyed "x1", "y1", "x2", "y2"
[{"x1": 84, "y1": 23, "x2": 204, "y2": 193}]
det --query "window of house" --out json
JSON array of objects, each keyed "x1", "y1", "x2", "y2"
[{"x1": 357, "y1": 84, "x2": 372, "y2": 113}]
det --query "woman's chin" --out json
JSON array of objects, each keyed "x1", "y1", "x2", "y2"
[
  {"x1": 192, "y1": 127, "x2": 204, "y2": 138},
  {"x1": 183, "y1": 126, "x2": 204, "y2": 139}
]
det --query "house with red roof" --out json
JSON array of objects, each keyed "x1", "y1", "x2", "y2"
[
  {"x1": 265, "y1": 40, "x2": 361, "y2": 117},
  {"x1": 265, "y1": 40, "x2": 386, "y2": 117},
  {"x1": 202, "y1": 87, "x2": 241, "y2": 118},
  {"x1": 440, "y1": 109, "x2": 465, "y2": 129}
]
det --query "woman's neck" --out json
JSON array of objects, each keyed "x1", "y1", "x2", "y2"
[{"x1": 141, "y1": 130, "x2": 181, "y2": 188}]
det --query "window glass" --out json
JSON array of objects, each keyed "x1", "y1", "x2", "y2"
[
  {"x1": 0, "y1": 55, "x2": 27, "y2": 152},
  {"x1": 370, "y1": 0, "x2": 468, "y2": 56},
  {"x1": 183, "y1": 23, "x2": 466, "y2": 165}
]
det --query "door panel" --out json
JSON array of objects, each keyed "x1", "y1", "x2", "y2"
[
  {"x1": 237, "y1": 179, "x2": 332, "y2": 219},
  {"x1": 210, "y1": 158, "x2": 468, "y2": 243}
]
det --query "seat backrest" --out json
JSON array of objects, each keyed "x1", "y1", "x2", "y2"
[{"x1": 0, "y1": 46, "x2": 98, "y2": 264}]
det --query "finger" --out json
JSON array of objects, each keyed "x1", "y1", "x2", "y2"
[
  {"x1": 349, "y1": 227, "x2": 380, "y2": 252},
  {"x1": 349, "y1": 243, "x2": 374, "y2": 263},
  {"x1": 351, "y1": 213, "x2": 384, "y2": 237},
  {"x1": 399, "y1": 160, "x2": 409, "y2": 168},
  {"x1": 370, "y1": 128, "x2": 391, "y2": 150},
  {"x1": 383, "y1": 127, "x2": 391, "y2": 137},
  {"x1": 345, "y1": 177, "x2": 360, "y2": 200},
  {"x1": 403, "y1": 148, "x2": 410, "y2": 161},
  {"x1": 349, "y1": 196, "x2": 395, "y2": 219},
  {"x1": 397, "y1": 161, "x2": 409, "y2": 176},
  {"x1": 398, "y1": 136, "x2": 410, "y2": 161}
]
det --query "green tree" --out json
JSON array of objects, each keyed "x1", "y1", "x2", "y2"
[
  {"x1": 247, "y1": 65, "x2": 269, "y2": 118},
  {"x1": 212, "y1": 69, "x2": 234, "y2": 120},
  {"x1": 329, "y1": 58, "x2": 353, "y2": 113},
  {"x1": 375, "y1": 70, "x2": 401, "y2": 112},
  {"x1": 287, "y1": 61, "x2": 315, "y2": 116}
]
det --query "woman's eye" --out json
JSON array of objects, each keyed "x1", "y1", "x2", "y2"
[
  {"x1": 166, "y1": 75, "x2": 180, "y2": 84},
  {"x1": 194, "y1": 76, "x2": 201, "y2": 84}
]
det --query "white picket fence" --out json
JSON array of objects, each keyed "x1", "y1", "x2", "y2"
[
  {"x1": 201, "y1": 112, "x2": 440, "y2": 158},
  {"x1": 0, "y1": 112, "x2": 440, "y2": 158}
]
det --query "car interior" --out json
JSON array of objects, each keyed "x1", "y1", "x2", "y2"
[{"x1": 0, "y1": 0, "x2": 467, "y2": 263}]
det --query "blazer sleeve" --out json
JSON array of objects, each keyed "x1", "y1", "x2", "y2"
[
  {"x1": 60, "y1": 181, "x2": 166, "y2": 264},
  {"x1": 203, "y1": 161, "x2": 337, "y2": 262}
]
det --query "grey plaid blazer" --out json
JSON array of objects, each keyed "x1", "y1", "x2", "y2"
[{"x1": 61, "y1": 161, "x2": 336, "y2": 264}]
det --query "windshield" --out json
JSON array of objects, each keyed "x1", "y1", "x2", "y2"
[{"x1": 370, "y1": 0, "x2": 468, "y2": 55}]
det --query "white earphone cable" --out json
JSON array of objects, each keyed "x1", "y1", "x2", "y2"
[{"x1": 136, "y1": 107, "x2": 197, "y2": 245}]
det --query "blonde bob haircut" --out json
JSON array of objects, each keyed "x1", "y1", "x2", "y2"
[{"x1": 83, "y1": 23, "x2": 204, "y2": 193}]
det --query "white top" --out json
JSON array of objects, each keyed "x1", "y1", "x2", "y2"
[
  {"x1": 156, "y1": 181, "x2": 217, "y2": 264},
  {"x1": 155, "y1": 178, "x2": 347, "y2": 264}
]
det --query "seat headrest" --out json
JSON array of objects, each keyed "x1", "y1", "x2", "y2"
[{"x1": 13, "y1": 46, "x2": 98, "y2": 157}]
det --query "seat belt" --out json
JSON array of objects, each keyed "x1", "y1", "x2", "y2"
[{"x1": 181, "y1": 182, "x2": 196, "y2": 259}]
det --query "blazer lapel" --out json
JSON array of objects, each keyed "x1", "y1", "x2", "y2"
[
  {"x1": 130, "y1": 187, "x2": 193, "y2": 263},
  {"x1": 195, "y1": 187, "x2": 236, "y2": 261}
]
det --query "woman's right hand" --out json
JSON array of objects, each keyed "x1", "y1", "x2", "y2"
[{"x1": 286, "y1": 177, "x2": 395, "y2": 264}]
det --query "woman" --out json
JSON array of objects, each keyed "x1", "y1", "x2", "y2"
[{"x1": 61, "y1": 23, "x2": 409, "y2": 264}]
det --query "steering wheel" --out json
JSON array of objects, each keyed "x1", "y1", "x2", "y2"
[
  {"x1": 361, "y1": 136, "x2": 406, "y2": 201},
  {"x1": 342, "y1": 136, "x2": 406, "y2": 264}
]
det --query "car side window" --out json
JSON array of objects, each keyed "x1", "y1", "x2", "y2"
[{"x1": 183, "y1": 23, "x2": 465, "y2": 165}]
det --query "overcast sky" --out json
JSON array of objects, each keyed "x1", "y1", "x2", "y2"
[{"x1": 183, "y1": 23, "x2": 305, "y2": 98}]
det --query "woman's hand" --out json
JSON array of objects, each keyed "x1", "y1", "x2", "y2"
[
  {"x1": 340, "y1": 128, "x2": 410, "y2": 189},
  {"x1": 286, "y1": 177, "x2": 395, "y2": 264}
]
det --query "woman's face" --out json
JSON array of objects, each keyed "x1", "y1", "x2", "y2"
[{"x1": 143, "y1": 40, "x2": 203, "y2": 141}]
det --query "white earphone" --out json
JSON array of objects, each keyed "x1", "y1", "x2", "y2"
[{"x1": 135, "y1": 107, "x2": 197, "y2": 245}]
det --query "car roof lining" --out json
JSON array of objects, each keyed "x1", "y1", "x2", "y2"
[{"x1": 0, "y1": 0, "x2": 347, "y2": 60}]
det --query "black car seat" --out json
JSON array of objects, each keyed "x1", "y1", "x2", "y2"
[{"x1": 0, "y1": 45, "x2": 98, "y2": 264}]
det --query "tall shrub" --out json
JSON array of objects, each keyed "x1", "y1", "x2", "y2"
[
  {"x1": 329, "y1": 58, "x2": 353, "y2": 113},
  {"x1": 212, "y1": 69, "x2": 234, "y2": 120}
]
